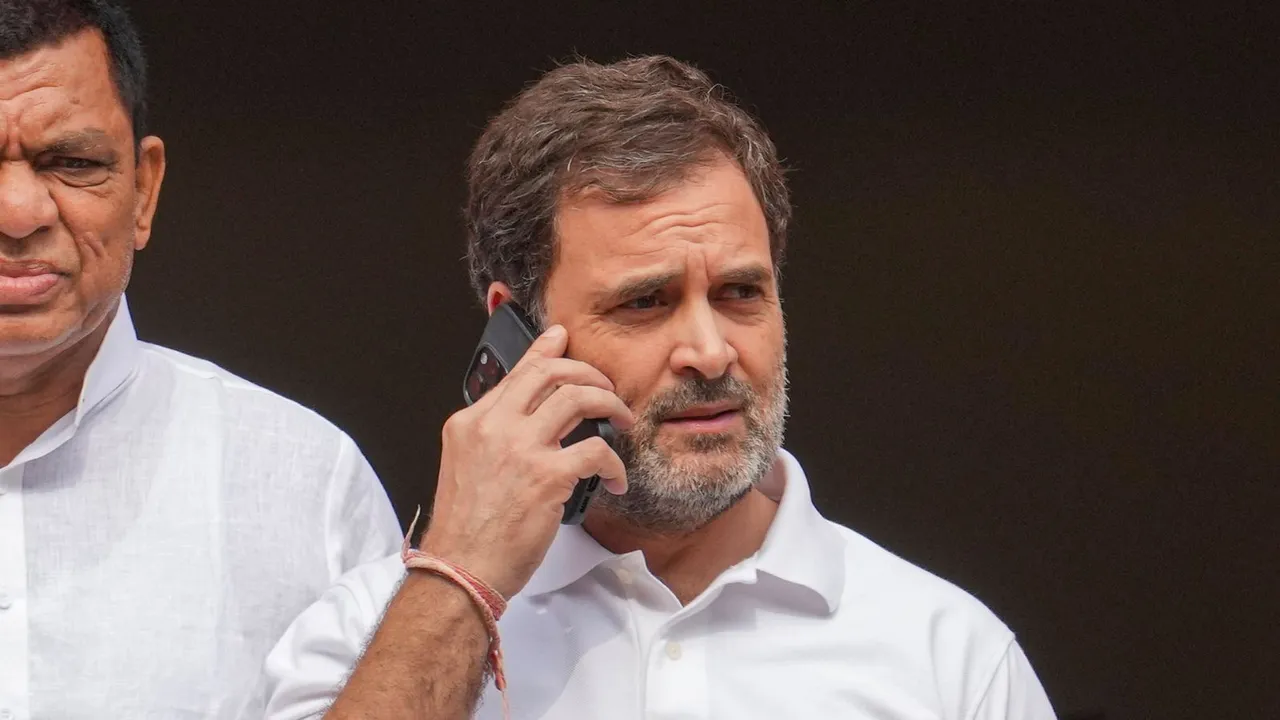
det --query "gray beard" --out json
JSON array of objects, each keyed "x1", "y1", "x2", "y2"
[{"x1": 593, "y1": 358, "x2": 789, "y2": 534}]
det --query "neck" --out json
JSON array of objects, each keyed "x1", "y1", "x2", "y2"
[
  {"x1": 0, "y1": 311, "x2": 114, "y2": 466},
  {"x1": 585, "y1": 481, "x2": 781, "y2": 606}
]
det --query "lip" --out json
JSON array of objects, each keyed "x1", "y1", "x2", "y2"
[
  {"x1": 0, "y1": 261, "x2": 65, "y2": 306},
  {"x1": 664, "y1": 402, "x2": 742, "y2": 421},
  {"x1": 660, "y1": 402, "x2": 745, "y2": 434}
]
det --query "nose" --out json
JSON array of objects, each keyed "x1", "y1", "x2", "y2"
[
  {"x1": 0, "y1": 161, "x2": 57, "y2": 241},
  {"x1": 669, "y1": 300, "x2": 738, "y2": 380}
]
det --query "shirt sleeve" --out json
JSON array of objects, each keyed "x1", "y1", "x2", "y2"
[
  {"x1": 968, "y1": 640, "x2": 1058, "y2": 720},
  {"x1": 323, "y1": 434, "x2": 404, "y2": 580},
  {"x1": 260, "y1": 554, "x2": 407, "y2": 720}
]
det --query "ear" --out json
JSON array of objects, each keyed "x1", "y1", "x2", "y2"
[
  {"x1": 485, "y1": 282, "x2": 515, "y2": 316},
  {"x1": 132, "y1": 135, "x2": 167, "y2": 251}
]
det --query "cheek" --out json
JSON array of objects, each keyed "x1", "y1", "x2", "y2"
[
  {"x1": 73, "y1": 228, "x2": 109, "y2": 257},
  {"x1": 64, "y1": 224, "x2": 136, "y2": 302},
  {"x1": 63, "y1": 202, "x2": 137, "y2": 265},
  {"x1": 731, "y1": 319, "x2": 785, "y2": 384},
  {"x1": 54, "y1": 181, "x2": 137, "y2": 247},
  {"x1": 585, "y1": 340, "x2": 670, "y2": 413}
]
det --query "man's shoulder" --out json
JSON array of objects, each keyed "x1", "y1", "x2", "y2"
[
  {"x1": 804, "y1": 518, "x2": 1023, "y2": 713},
  {"x1": 816, "y1": 517, "x2": 1059, "y2": 717},
  {"x1": 828, "y1": 519, "x2": 1014, "y2": 647},
  {"x1": 135, "y1": 341, "x2": 349, "y2": 441}
]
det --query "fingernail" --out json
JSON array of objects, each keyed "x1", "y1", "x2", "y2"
[{"x1": 545, "y1": 324, "x2": 566, "y2": 339}]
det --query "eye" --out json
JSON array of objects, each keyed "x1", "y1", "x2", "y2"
[
  {"x1": 42, "y1": 156, "x2": 111, "y2": 186},
  {"x1": 620, "y1": 294, "x2": 661, "y2": 310},
  {"x1": 52, "y1": 157, "x2": 102, "y2": 170},
  {"x1": 721, "y1": 284, "x2": 763, "y2": 300}
]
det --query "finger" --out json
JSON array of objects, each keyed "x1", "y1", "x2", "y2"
[
  {"x1": 473, "y1": 324, "x2": 591, "y2": 409},
  {"x1": 471, "y1": 324, "x2": 568, "y2": 410},
  {"x1": 530, "y1": 384, "x2": 634, "y2": 443},
  {"x1": 503, "y1": 356, "x2": 616, "y2": 415},
  {"x1": 475, "y1": 323, "x2": 568, "y2": 410},
  {"x1": 520, "y1": 324, "x2": 569, "y2": 362},
  {"x1": 555, "y1": 435, "x2": 627, "y2": 495}
]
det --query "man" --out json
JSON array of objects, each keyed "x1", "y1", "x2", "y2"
[
  {"x1": 0, "y1": 2, "x2": 401, "y2": 717},
  {"x1": 262, "y1": 56, "x2": 1057, "y2": 719}
]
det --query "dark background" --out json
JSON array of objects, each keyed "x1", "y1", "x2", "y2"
[{"x1": 122, "y1": 2, "x2": 1277, "y2": 718}]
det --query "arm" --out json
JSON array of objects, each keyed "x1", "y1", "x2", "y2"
[{"x1": 324, "y1": 573, "x2": 489, "y2": 719}]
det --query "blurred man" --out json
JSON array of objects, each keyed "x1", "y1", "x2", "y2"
[
  {"x1": 263, "y1": 56, "x2": 1057, "y2": 719},
  {"x1": 0, "y1": 2, "x2": 400, "y2": 717}
]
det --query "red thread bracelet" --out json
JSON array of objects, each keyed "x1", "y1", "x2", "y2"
[{"x1": 401, "y1": 507, "x2": 511, "y2": 719}]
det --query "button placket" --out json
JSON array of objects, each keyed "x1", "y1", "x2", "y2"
[
  {"x1": 0, "y1": 465, "x2": 30, "y2": 720},
  {"x1": 644, "y1": 600, "x2": 712, "y2": 719}
]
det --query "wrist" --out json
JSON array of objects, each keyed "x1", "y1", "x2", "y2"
[
  {"x1": 398, "y1": 571, "x2": 479, "y2": 621},
  {"x1": 408, "y1": 508, "x2": 526, "y2": 600},
  {"x1": 404, "y1": 551, "x2": 508, "y2": 617},
  {"x1": 417, "y1": 539, "x2": 521, "y2": 600},
  {"x1": 401, "y1": 549, "x2": 512, "y2": 712}
]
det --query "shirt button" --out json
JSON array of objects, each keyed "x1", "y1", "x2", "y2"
[
  {"x1": 665, "y1": 641, "x2": 683, "y2": 661},
  {"x1": 0, "y1": 594, "x2": 12, "y2": 611}
]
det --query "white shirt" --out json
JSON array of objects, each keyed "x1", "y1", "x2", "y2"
[
  {"x1": 262, "y1": 449, "x2": 1057, "y2": 720},
  {"x1": 0, "y1": 298, "x2": 402, "y2": 720}
]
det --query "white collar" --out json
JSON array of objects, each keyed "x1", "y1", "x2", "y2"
[
  {"x1": 75, "y1": 295, "x2": 142, "y2": 426},
  {"x1": 9, "y1": 295, "x2": 141, "y2": 467},
  {"x1": 752, "y1": 448, "x2": 847, "y2": 613},
  {"x1": 522, "y1": 448, "x2": 846, "y2": 615}
]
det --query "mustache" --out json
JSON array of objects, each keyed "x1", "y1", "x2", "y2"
[{"x1": 641, "y1": 375, "x2": 755, "y2": 423}]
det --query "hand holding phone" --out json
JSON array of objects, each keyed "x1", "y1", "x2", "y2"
[
  {"x1": 418, "y1": 304, "x2": 631, "y2": 599},
  {"x1": 463, "y1": 303, "x2": 619, "y2": 524}
]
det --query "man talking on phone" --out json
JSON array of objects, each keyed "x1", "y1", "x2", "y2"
[{"x1": 262, "y1": 55, "x2": 1057, "y2": 719}]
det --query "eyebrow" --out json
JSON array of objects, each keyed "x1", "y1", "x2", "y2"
[
  {"x1": 42, "y1": 129, "x2": 114, "y2": 156},
  {"x1": 593, "y1": 263, "x2": 775, "y2": 310},
  {"x1": 595, "y1": 271, "x2": 682, "y2": 311},
  {"x1": 718, "y1": 265, "x2": 774, "y2": 288}
]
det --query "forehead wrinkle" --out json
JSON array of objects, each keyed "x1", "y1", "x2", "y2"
[
  {"x1": 583, "y1": 210, "x2": 757, "y2": 286},
  {"x1": 629, "y1": 200, "x2": 739, "y2": 240},
  {"x1": 2, "y1": 107, "x2": 93, "y2": 160},
  {"x1": 2, "y1": 79, "x2": 81, "y2": 138},
  {"x1": 2, "y1": 32, "x2": 131, "y2": 139},
  {"x1": 0, "y1": 53, "x2": 52, "y2": 100},
  {"x1": 601, "y1": 242, "x2": 759, "y2": 294}
]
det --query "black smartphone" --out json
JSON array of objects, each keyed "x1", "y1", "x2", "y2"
[{"x1": 462, "y1": 301, "x2": 617, "y2": 525}]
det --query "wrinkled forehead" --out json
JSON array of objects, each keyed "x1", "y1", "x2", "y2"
[
  {"x1": 0, "y1": 30, "x2": 130, "y2": 143},
  {"x1": 552, "y1": 161, "x2": 772, "y2": 285}
]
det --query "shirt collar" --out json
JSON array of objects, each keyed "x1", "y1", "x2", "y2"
[
  {"x1": 8, "y1": 296, "x2": 141, "y2": 468},
  {"x1": 521, "y1": 522, "x2": 616, "y2": 598},
  {"x1": 521, "y1": 448, "x2": 846, "y2": 614},
  {"x1": 75, "y1": 295, "x2": 142, "y2": 426},
  {"x1": 752, "y1": 448, "x2": 847, "y2": 614}
]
